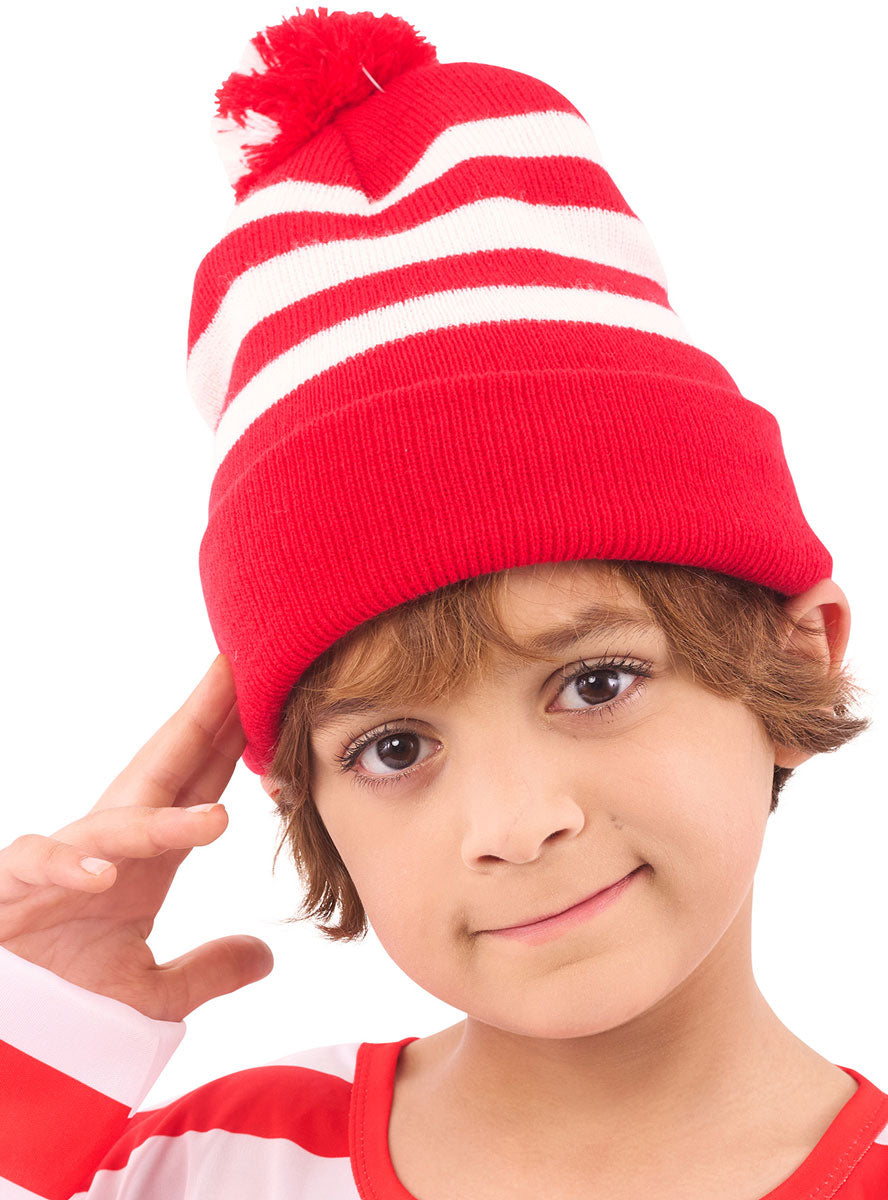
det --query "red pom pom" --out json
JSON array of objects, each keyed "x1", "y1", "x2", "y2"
[{"x1": 214, "y1": 7, "x2": 438, "y2": 200}]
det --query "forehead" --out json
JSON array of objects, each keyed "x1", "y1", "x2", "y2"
[
  {"x1": 497, "y1": 561, "x2": 641, "y2": 635},
  {"x1": 310, "y1": 562, "x2": 660, "y2": 735}
]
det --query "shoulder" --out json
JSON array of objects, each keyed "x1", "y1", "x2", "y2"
[
  {"x1": 262, "y1": 1039, "x2": 363, "y2": 1082},
  {"x1": 134, "y1": 1041, "x2": 364, "y2": 1154}
]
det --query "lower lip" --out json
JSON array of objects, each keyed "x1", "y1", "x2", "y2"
[{"x1": 484, "y1": 866, "x2": 646, "y2": 945}]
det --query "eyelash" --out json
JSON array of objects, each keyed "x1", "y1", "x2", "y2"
[{"x1": 331, "y1": 655, "x2": 655, "y2": 791}]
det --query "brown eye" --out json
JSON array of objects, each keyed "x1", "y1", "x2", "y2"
[
  {"x1": 550, "y1": 657, "x2": 653, "y2": 717},
  {"x1": 370, "y1": 732, "x2": 422, "y2": 771},
  {"x1": 573, "y1": 670, "x2": 622, "y2": 705},
  {"x1": 335, "y1": 724, "x2": 439, "y2": 787}
]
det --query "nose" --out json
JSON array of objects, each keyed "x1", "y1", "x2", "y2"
[{"x1": 459, "y1": 753, "x2": 585, "y2": 867}]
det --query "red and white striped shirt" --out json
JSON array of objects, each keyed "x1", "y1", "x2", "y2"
[{"x1": 2, "y1": 946, "x2": 887, "y2": 1199}]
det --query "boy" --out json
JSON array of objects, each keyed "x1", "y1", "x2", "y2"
[{"x1": 1, "y1": 9, "x2": 885, "y2": 1199}]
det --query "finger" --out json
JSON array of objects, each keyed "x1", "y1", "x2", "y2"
[
  {"x1": 92, "y1": 656, "x2": 241, "y2": 813},
  {"x1": 157, "y1": 935, "x2": 274, "y2": 1020},
  {"x1": 2, "y1": 807, "x2": 228, "y2": 903},
  {"x1": 170, "y1": 702, "x2": 248, "y2": 811},
  {"x1": 51, "y1": 802, "x2": 229, "y2": 862},
  {"x1": 0, "y1": 833, "x2": 115, "y2": 902}
]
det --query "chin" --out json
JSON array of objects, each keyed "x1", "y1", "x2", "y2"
[{"x1": 464, "y1": 985, "x2": 650, "y2": 1041}]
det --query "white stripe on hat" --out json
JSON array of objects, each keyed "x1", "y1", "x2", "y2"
[
  {"x1": 188, "y1": 198, "x2": 669, "y2": 426},
  {"x1": 211, "y1": 283, "x2": 695, "y2": 470},
  {"x1": 222, "y1": 109, "x2": 605, "y2": 234}
]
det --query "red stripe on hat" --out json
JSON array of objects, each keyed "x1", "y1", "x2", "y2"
[
  {"x1": 223, "y1": 248, "x2": 672, "y2": 415},
  {"x1": 300, "y1": 59, "x2": 585, "y2": 201}
]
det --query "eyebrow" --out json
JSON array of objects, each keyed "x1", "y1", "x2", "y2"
[{"x1": 310, "y1": 604, "x2": 657, "y2": 733}]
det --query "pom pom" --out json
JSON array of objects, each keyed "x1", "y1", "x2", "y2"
[{"x1": 214, "y1": 7, "x2": 438, "y2": 200}]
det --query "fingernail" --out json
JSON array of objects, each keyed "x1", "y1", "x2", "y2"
[
  {"x1": 81, "y1": 857, "x2": 113, "y2": 875},
  {"x1": 191, "y1": 803, "x2": 217, "y2": 812}
]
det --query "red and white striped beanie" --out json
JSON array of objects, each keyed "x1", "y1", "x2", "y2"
[{"x1": 189, "y1": 8, "x2": 832, "y2": 776}]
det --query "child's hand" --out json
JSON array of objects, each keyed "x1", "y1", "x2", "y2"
[{"x1": 0, "y1": 655, "x2": 274, "y2": 1022}]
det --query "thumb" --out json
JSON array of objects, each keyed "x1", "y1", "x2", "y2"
[{"x1": 159, "y1": 935, "x2": 275, "y2": 1019}]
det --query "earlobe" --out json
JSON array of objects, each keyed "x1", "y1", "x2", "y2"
[
  {"x1": 772, "y1": 577, "x2": 852, "y2": 770},
  {"x1": 773, "y1": 744, "x2": 813, "y2": 770}
]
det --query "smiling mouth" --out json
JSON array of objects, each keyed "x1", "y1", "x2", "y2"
[{"x1": 484, "y1": 866, "x2": 646, "y2": 933}]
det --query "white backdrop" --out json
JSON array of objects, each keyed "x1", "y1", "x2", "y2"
[{"x1": 1, "y1": 0, "x2": 885, "y2": 1110}]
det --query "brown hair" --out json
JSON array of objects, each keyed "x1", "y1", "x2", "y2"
[{"x1": 264, "y1": 560, "x2": 872, "y2": 942}]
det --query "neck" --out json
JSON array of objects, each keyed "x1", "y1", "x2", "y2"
[{"x1": 418, "y1": 894, "x2": 832, "y2": 1153}]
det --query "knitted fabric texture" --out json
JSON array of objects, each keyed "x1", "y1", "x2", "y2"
[{"x1": 187, "y1": 9, "x2": 832, "y2": 776}]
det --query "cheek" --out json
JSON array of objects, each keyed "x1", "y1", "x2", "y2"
[
  {"x1": 353, "y1": 863, "x2": 450, "y2": 983},
  {"x1": 318, "y1": 805, "x2": 439, "y2": 943},
  {"x1": 629, "y1": 709, "x2": 774, "y2": 900}
]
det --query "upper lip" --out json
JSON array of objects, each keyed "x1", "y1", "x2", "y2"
[{"x1": 482, "y1": 869, "x2": 638, "y2": 933}]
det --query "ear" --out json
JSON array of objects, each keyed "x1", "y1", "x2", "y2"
[
  {"x1": 772, "y1": 577, "x2": 851, "y2": 770},
  {"x1": 261, "y1": 774, "x2": 281, "y2": 801}
]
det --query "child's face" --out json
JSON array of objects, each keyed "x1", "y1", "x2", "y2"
[{"x1": 309, "y1": 561, "x2": 778, "y2": 1038}]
